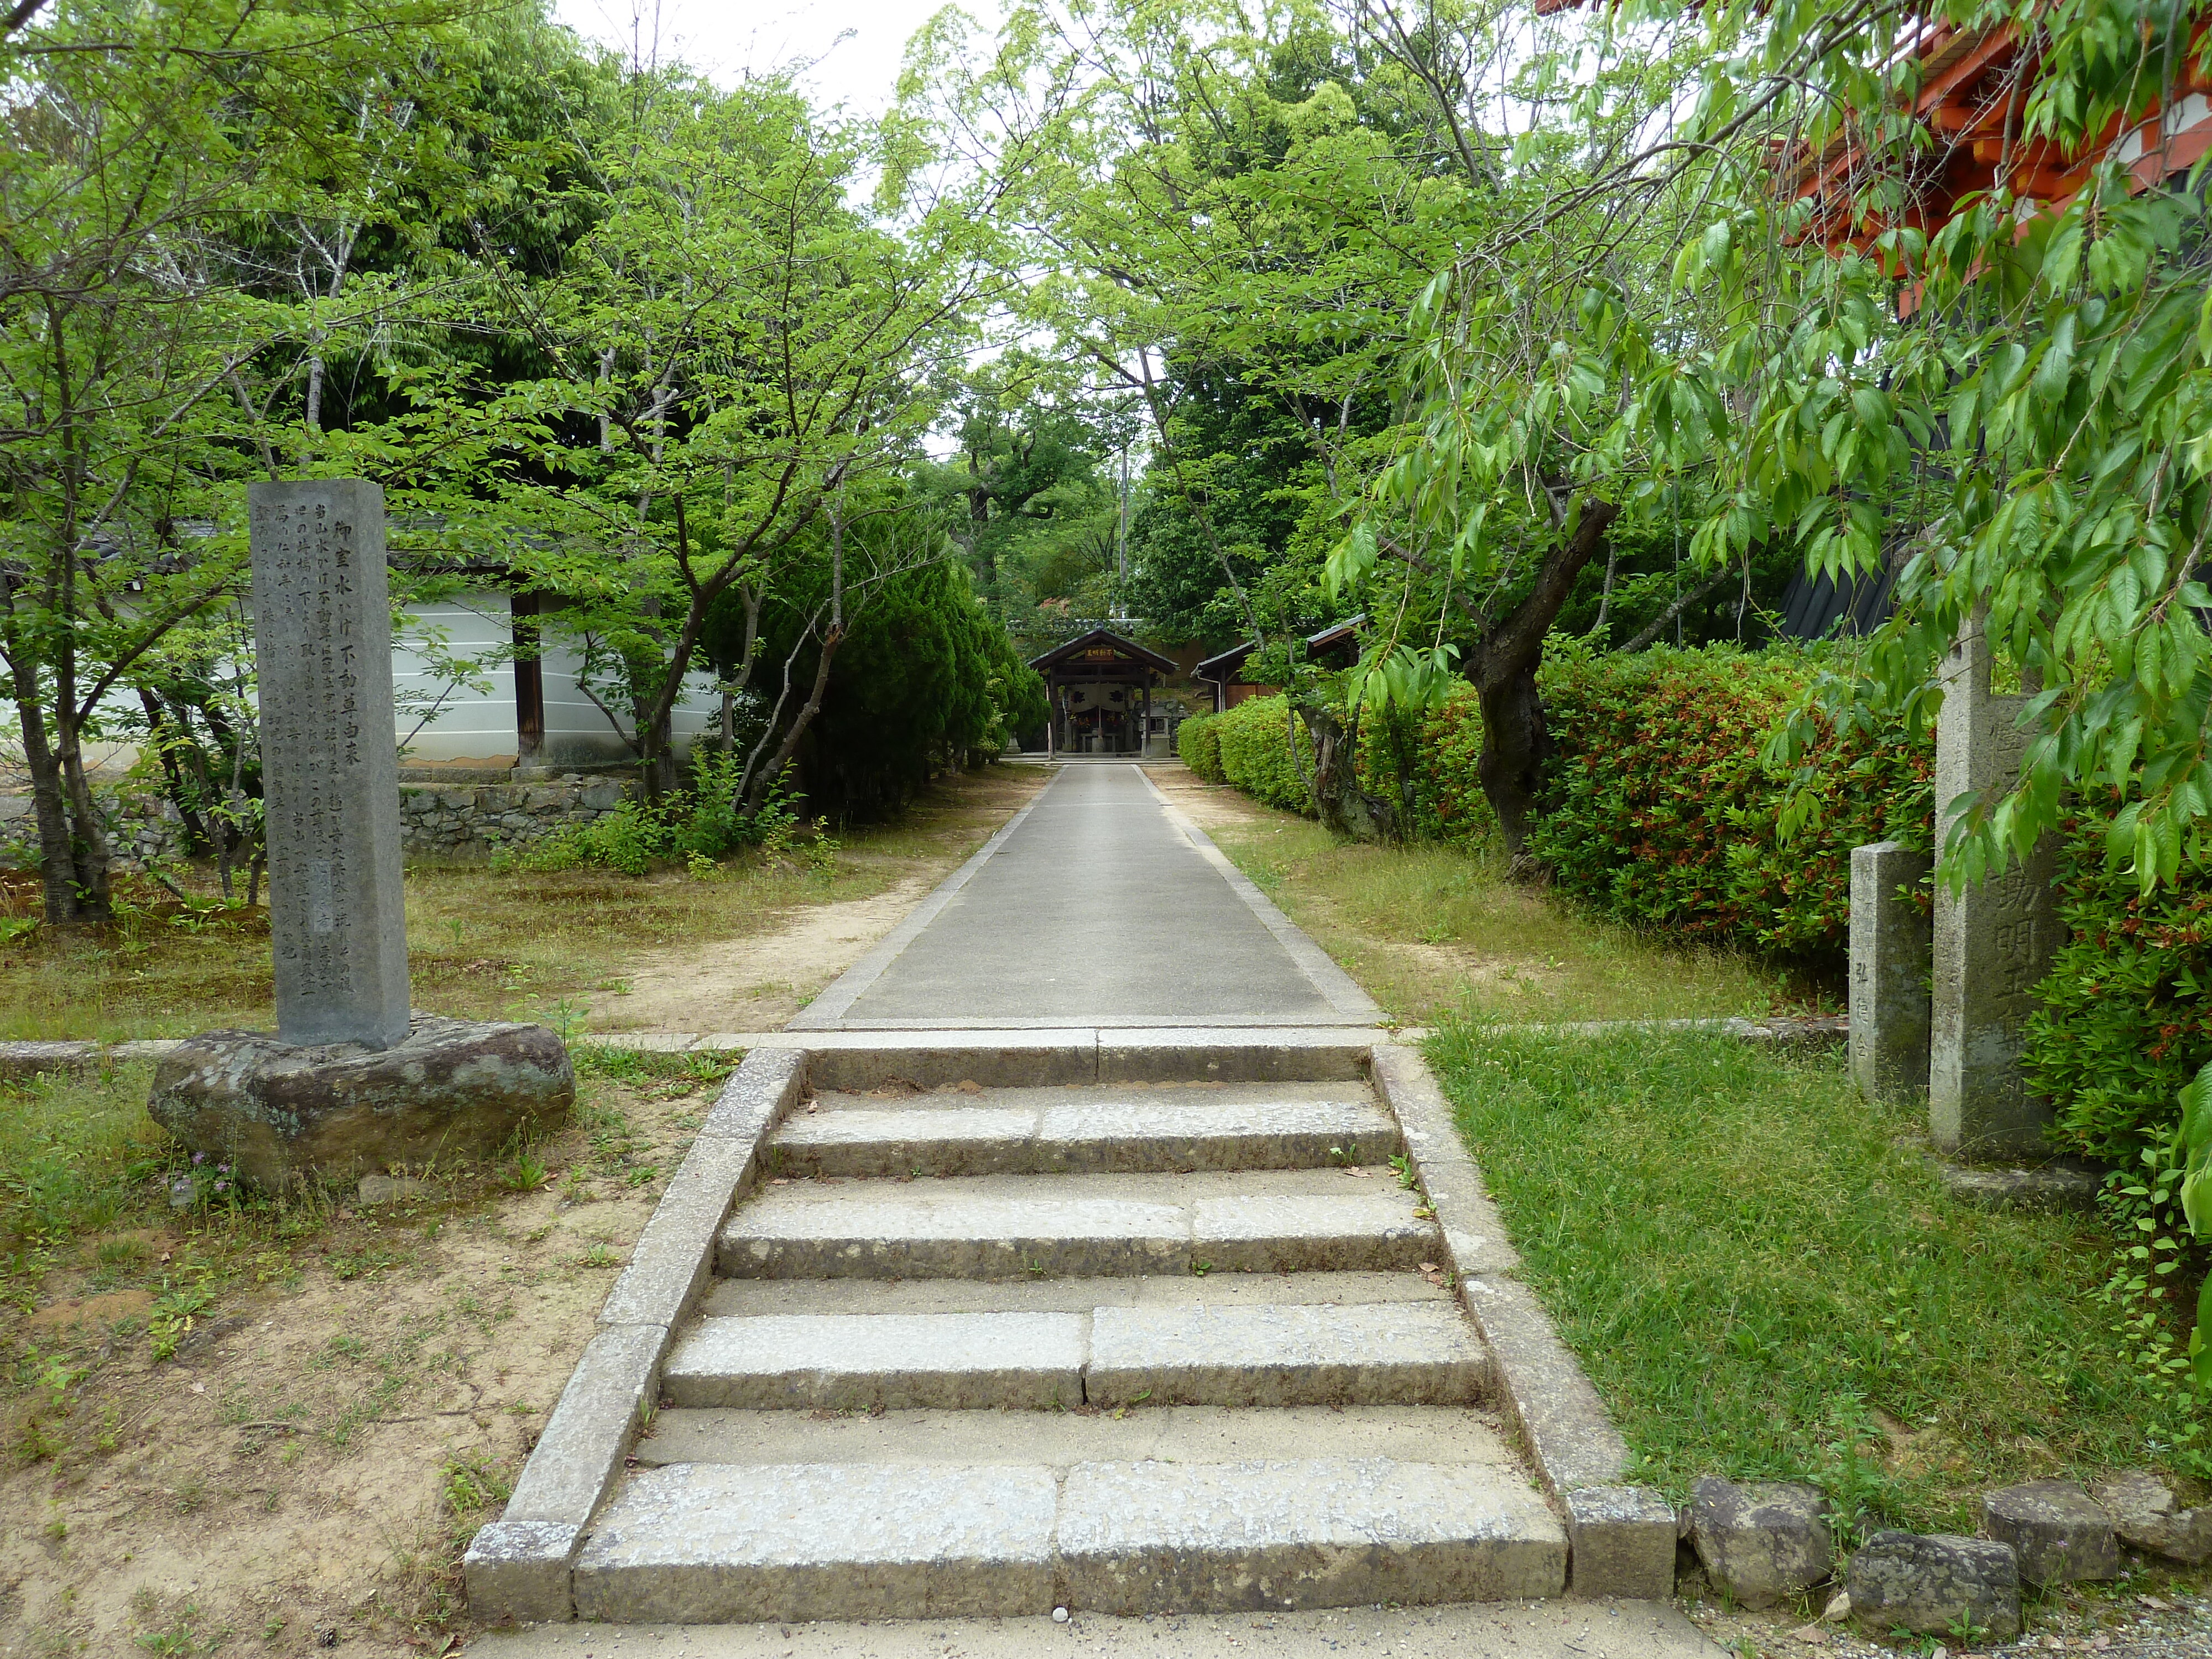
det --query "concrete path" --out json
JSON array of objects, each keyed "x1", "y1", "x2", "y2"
[{"x1": 791, "y1": 764, "x2": 1379, "y2": 1030}]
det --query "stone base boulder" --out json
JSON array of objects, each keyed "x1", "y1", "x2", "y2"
[
  {"x1": 1981, "y1": 1480, "x2": 2120, "y2": 1585},
  {"x1": 1687, "y1": 1477, "x2": 1835, "y2": 1608},
  {"x1": 148, "y1": 1016, "x2": 573, "y2": 1188},
  {"x1": 2091, "y1": 1473, "x2": 2212, "y2": 1566},
  {"x1": 1846, "y1": 1531, "x2": 2020, "y2": 1642}
]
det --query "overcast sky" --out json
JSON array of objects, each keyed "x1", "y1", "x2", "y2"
[{"x1": 551, "y1": 0, "x2": 992, "y2": 113}]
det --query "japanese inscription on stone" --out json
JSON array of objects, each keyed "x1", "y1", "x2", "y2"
[
  {"x1": 1929, "y1": 612, "x2": 2057, "y2": 1157},
  {"x1": 249, "y1": 480, "x2": 411, "y2": 1049}
]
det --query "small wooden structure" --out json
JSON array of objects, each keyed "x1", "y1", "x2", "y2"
[
  {"x1": 1192, "y1": 617, "x2": 1365, "y2": 713},
  {"x1": 1030, "y1": 629, "x2": 1176, "y2": 757}
]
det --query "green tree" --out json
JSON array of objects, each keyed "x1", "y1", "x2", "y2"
[
  {"x1": 409, "y1": 61, "x2": 1005, "y2": 808},
  {"x1": 0, "y1": 0, "x2": 465, "y2": 925}
]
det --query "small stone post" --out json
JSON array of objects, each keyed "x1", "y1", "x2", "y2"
[
  {"x1": 1849, "y1": 841, "x2": 1932, "y2": 1102},
  {"x1": 249, "y1": 480, "x2": 411, "y2": 1049},
  {"x1": 1929, "y1": 613, "x2": 2058, "y2": 1158}
]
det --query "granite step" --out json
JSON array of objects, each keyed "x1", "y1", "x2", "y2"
[
  {"x1": 716, "y1": 1172, "x2": 1438, "y2": 1280},
  {"x1": 659, "y1": 1299, "x2": 1485, "y2": 1411},
  {"x1": 571, "y1": 1457, "x2": 1566, "y2": 1623},
  {"x1": 768, "y1": 1092, "x2": 1401, "y2": 1178},
  {"x1": 635, "y1": 1402, "x2": 1522, "y2": 1470}
]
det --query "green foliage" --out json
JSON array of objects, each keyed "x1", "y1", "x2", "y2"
[
  {"x1": 1426, "y1": 1022, "x2": 2169, "y2": 1525},
  {"x1": 1531, "y1": 648, "x2": 1933, "y2": 960},
  {"x1": 1176, "y1": 712, "x2": 1225, "y2": 782},
  {"x1": 2027, "y1": 816, "x2": 2212, "y2": 1164},
  {"x1": 509, "y1": 751, "x2": 826, "y2": 877},
  {"x1": 1401, "y1": 685, "x2": 1490, "y2": 845},
  {"x1": 1212, "y1": 697, "x2": 1314, "y2": 815}
]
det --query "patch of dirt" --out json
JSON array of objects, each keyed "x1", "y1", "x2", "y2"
[
  {"x1": 0, "y1": 1074, "x2": 705, "y2": 1657},
  {"x1": 1142, "y1": 761, "x2": 1279, "y2": 834},
  {"x1": 586, "y1": 872, "x2": 941, "y2": 1032}
]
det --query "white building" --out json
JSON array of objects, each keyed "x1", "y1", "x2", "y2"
[{"x1": 395, "y1": 591, "x2": 717, "y2": 771}]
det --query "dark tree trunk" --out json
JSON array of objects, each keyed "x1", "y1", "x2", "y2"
[
  {"x1": 1465, "y1": 499, "x2": 1618, "y2": 857},
  {"x1": 1295, "y1": 693, "x2": 1396, "y2": 842},
  {"x1": 1472, "y1": 667, "x2": 1551, "y2": 853}
]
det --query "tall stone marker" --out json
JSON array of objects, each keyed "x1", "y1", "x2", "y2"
[
  {"x1": 1929, "y1": 613, "x2": 2057, "y2": 1159},
  {"x1": 1849, "y1": 841, "x2": 1932, "y2": 1103},
  {"x1": 249, "y1": 479, "x2": 411, "y2": 1050}
]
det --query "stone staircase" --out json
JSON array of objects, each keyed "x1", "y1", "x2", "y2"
[{"x1": 559, "y1": 1074, "x2": 1568, "y2": 1624}]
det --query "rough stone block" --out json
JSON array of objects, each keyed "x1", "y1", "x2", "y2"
[
  {"x1": 503, "y1": 1324, "x2": 664, "y2": 1527},
  {"x1": 463, "y1": 1519, "x2": 580, "y2": 1625},
  {"x1": 1056, "y1": 1458, "x2": 1566, "y2": 1613},
  {"x1": 1937, "y1": 1161, "x2": 2103, "y2": 1213},
  {"x1": 1931, "y1": 613, "x2": 2058, "y2": 1158},
  {"x1": 719, "y1": 1194, "x2": 1191, "y2": 1280},
  {"x1": 1565, "y1": 1485, "x2": 1679, "y2": 1601},
  {"x1": 697, "y1": 1046, "x2": 802, "y2": 1145},
  {"x1": 572, "y1": 1462, "x2": 1058, "y2": 1623},
  {"x1": 1191, "y1": 1193, "x2": 1435, "y2": 1273},
  {"x1": 147, "y1": 1016, "x2": 573, "y2": 1188},
  {"x1": 1087, "y1": 1301, "x2": 1484, "y2": 1407},
  {"x1": 597, "y1": 1136, "x2": 753, "y2": 1331},
  {"x1": 0, "y1": 1041, "x2": 97, "y2": 1081},
  {"x1": 1850, "y1": 841, "x2": 1932, "y2": 1102},
  {"x1": 2090, "y1": 1472, "x2": 2212, "y2": 1565},
  {"x1": 1846, "y1": 1531, "x2": 2020, "y2": 1641},
  {"x1": 1459, "y1": 1274, "x2": 1630, "y2": 1499},
  {"x1": 1981, "y1": 1480, "x2": 2120, "y2": 1585},
  {"x1": 664, "y1": 1310, "x2": 1087, "y2": 1410},
  {"x1": 1688, "y1": 1477, "x2": 1835, "y2": 1609}
]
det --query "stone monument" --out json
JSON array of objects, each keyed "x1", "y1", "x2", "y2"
[
  {"x1": 1928, "y1": 613, "x2": 2058, "y2": 1159},
  {"x1": 149, "y1": 480, "x2": 572, "y2": 1187},
  {"x1": 249, "y1": 480, "x2": 411, "y2": 1047},
  {"x1": 1848, "y1": 841, "x2": 1931, "y2": 1103}
]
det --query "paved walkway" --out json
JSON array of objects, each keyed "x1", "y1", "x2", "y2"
[{"x1": 790, "y1": 763, "x2": 1378, "y2": 1030}]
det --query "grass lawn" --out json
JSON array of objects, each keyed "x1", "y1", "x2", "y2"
[
  {"x1": 2, "y1": 765, "x2": 1039, "y2": 1041},
  {"x1": 0, "y1": 1045, "x2": 724, "y2": 1653},
  {"x1": 1426, "y1": 1020, "x2": 2180, "y2": 1537},
  {"x1": 1147, "y1": 764, "x2": 1811, "y2": 1025}
]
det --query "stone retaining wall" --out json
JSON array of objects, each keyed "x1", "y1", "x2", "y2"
[{"x1": 0, "y1": 776, "x2": 631, "y2": 870}]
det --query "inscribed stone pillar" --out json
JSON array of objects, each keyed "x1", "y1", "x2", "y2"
[
  {"x1": 1849, "y1": 841, "x2": 1932, "y2": 1103},
  {"x1": 1929, "y1": 614, "x2": 2057, "y2": 1158},
  {"x1": 249, "y1": 480, "x2": 411, "y2": 1049}
]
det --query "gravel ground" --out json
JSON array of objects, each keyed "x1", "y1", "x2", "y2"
[{"x1": 1692, "y1": 1565, "x2": 2212, "y2": 1658}]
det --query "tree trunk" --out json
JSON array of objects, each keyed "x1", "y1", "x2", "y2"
[
  {"x1": 1467, "y1": 499, "x2": 1618, "y2": 858},
  {"x1": 1472, "y1": 666, "x2": 1551, "y2": 854},
  {"x1": 1295, "y1": 695, "x2": 1396, "y2": 842}
]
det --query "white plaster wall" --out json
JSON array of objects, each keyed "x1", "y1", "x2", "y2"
[
  {"x1": 536, "y1": 638, "x2": 717, "y2": 768},
  {"x1": 393, "y1": 593, "x2": 518, "y2": 763}
]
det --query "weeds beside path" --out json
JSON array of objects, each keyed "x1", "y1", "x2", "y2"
[
  {"x1": 1, "y1": 764, "x2": 1047, "y2": 1042},
  {"x1": 1145, "y1": 762, "x2": 1802, "y2": 1025}
]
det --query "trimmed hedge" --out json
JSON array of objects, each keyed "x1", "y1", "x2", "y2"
[
  {"x1": 1531, "y1": 648, "x2": 1933, "y2": 958},
  {"x1": 2027, "y1": 816, "x2": 2212, "y2": 1162},
  {"x1": 1406, "y1": 686, "x2": 1491, "y2": 844},
  {"x1": 1177, "y1": 711, "x2": 1225, "y2": 781},
  {"x1": 1214, "y1": 695, "x2": 1314, "y2": 813}
]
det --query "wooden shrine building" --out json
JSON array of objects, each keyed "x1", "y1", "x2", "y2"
[{"x1": 1030, "y1": 629, "x2": 1176, "y2": 757}]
